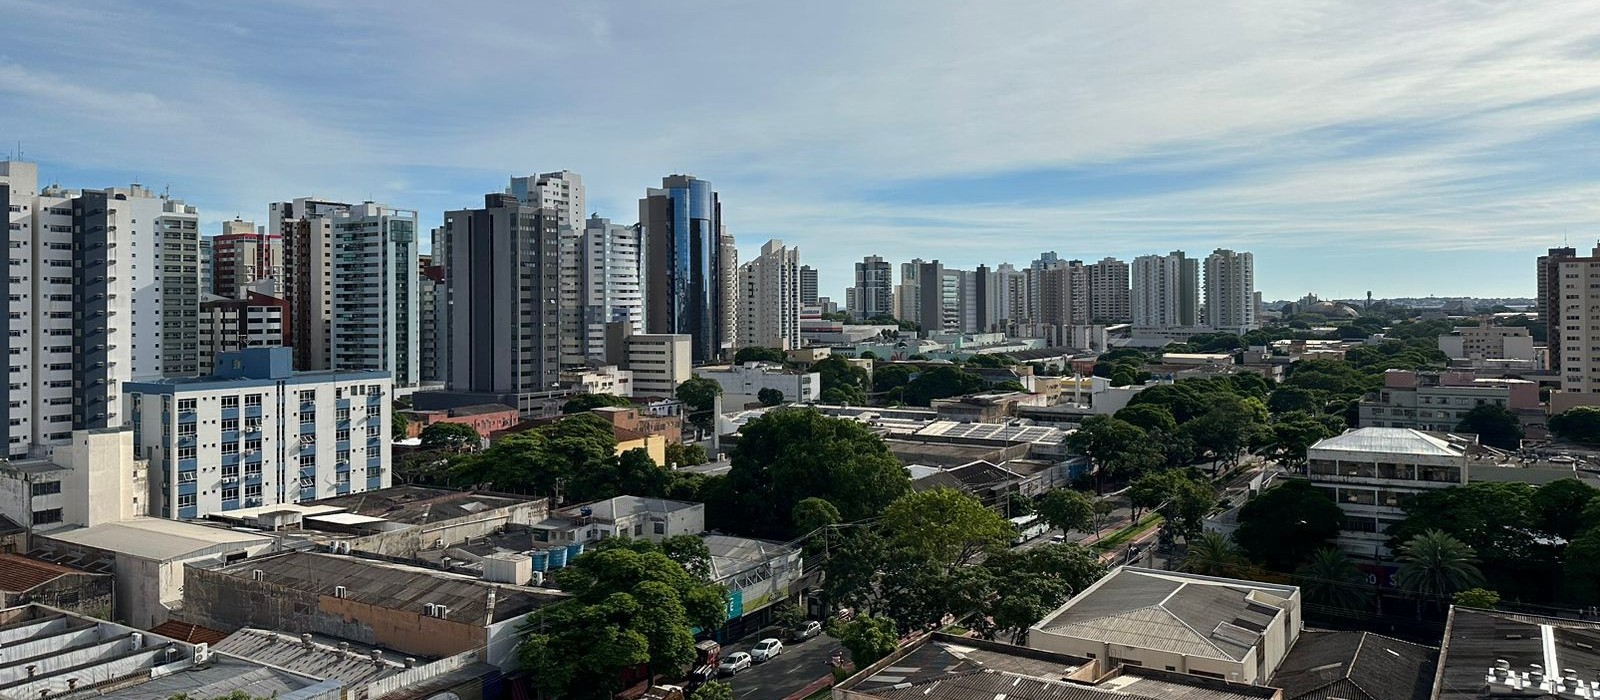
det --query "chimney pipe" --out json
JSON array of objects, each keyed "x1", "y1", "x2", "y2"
[
  {"x1": 370, "y1": 648, "x2": 383, "y2": 668},
  {"x1": 301, "y1": 633, "x2": 314, "y2": 649},
  {"x1": 404, "y1": 657, "x2": 417, "y2": 669}
]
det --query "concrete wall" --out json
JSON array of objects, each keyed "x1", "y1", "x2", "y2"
[
  {"x1": 348, "y1": 499, "x2": 548, "y2": 561},
  {"x1": 183, "y1": 566, "x2": 488, "y2": 659},
  {"x1": 1, "y1": 573, "x2": 113, "y2": 620}
]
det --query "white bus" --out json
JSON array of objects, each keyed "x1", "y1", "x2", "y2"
[{"x1": 1010, "y1": 514, "x2": 1048, "y2": 545}]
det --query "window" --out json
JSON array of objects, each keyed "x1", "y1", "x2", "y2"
[
  {"x1": 177, "y1": 446, "x2": 196, "y2": 459},
  {"x1": 336, "y1": 472, "x2": 350, "y2": 485},
  {"x1": 300, "y1": 476, "x2": 315, "y2": 489},
  {"x1": 336, "y1": 428, "x2": 350, "y2": 441},
  {"x1": 177, "y1": 398, "x2": 196, "y2": 412},
  {"x1": 222, "y1": 487, "x2": 239, "y2": 501},
  {"x1": 244, "y1": 394, "x2": 262, "y2": 407},
  {"x1": 243, "y1": 438, "x2": 261, "y2": 452},
  {"x1": 178, "y1": 422, "x2": 196, "y2": 436},
  {"x1": 221, "y1": 395, "x2": 238, "y2": 409},
  {"x1": 222, "y1": 442, "x2": 239, "y2": 455},
  {"x1": 336, "y1": 408, "x2": 350, "y2": 422},
  {"x1": 177, "y1": 494, "x2": 196, "y2": 508},
  {"x1": 366, "y1": 424, "x2": 380, "y2": 437},
  {"x1": 654, "y1": 522, "x2": 665, "y2": 535},
  {"x1": 177, "y1": 470, "x2": 197, "y2": 483},
  {"x1": 222, "y1": 464, "x2": 239, "y2": 478},
  {"x1": 32, "y1": 508, "x2": 62, "y2": 525},
  {"x1": 244, "y1": 484, "x2": 262, "y2": 498},
  {"x1": 30, "y1": 481, "x2": 61, "y2": 496},
  {"x1": 221, "y1": 418, "x2": 238, "y2": 432},
  {"x1": 337, "y1": 450, "x2": 350, "y2": 463},
  {"x1": 299, "y1": 389, "x2": 315, "y2": 403},
  {"x1": 634, "y1": 523, "x2": 644, "y2": 536}
]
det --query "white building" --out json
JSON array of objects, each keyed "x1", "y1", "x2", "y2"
[
  {"x1": 1132, "y1": 251, "x2": 1201, "y2": 334},
  {"x1": 1306, "y1": 428, "x2": 1470, "y2": 558},
  {"x1": 565, "y1": 216, "x2": 642, "y2": 364},
  {"x1": 561, "y1": 365, "x2": 636, "y2": 398},
  {"x1": 1204, "y1": 248, "x2": 1258, "y2": 334},
  {"x1": 1438, "y1": 321, "x2": 1537, "y2": 367},
  {"x1": 0, "y1": 161, "x2": 202, "y2": 458},
  {"x1": 739, "y1": 239, "x2": 803, "y2": 350},
  {"x1": 508, "y1": 170, "x2": 585, "y2": 231},
  {"x1": 896, "y1": 259, "x2": 924, "y2": 326},
  {"x1": 1028, "y1": 567, "x2": 1301, "y2": 685},
  {"x1": 123, "y1": 347, "x2": 391, "y2": 520},
  {"x1": 0, "y1": 428, "x2": 148, "y2": 532},
  {"x1": 1085, "y1": 257, "x2": 1131, "y2": 323},
  {"x1": 620, "y1": 332, "x2": 693, "y2": 398},
  {"x1": 694, "y1": 363, "x2": 820, "y2": 407},
  {"x1": 533, "y1": 495, "x2": 705, "y2": 544},
  {"x1": 198, "y1": 294, "x2": 288, "y2": 375}
]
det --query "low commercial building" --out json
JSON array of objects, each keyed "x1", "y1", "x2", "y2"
[
  {"x1": 0, "y1": 603, "x2": 340, "y2": 700},
  {"x1": 1270, "y1": 630, "x2": 1436, "y2": 700},
  {"x1": 532, "y1": 495, "x2": 705, "y2": 545},
  {"x1": 398, "y1": 403, "x2": 519, "y2": 440},
  {"x1": 1434, "y1": 606, "x2": 1600, "y2": 700},
  {"x1": 212, "y1": 628, "x2": 501, "y2": 700},
  {"x1": 1028, "y1": 567, "x2": 1302, "y2": 685},
  {"x1": 704, "y1": 534, "x2": 804, "y2": 639},
  {"x1": 1359, "y1": 370, "x2": 1538, "y2": 434},
  {"x1": 32, "y1": 517, "x2": 276, "y2": 629},
  {"x1": 561, "y1": 365, "x2": 635, "y2": 397},
  {"x1": 0, "y1": 429, "x2": 148, "y2": 533},
  {"x1": 182, "y1": 551, "x2": 566, "y2": 667},
  {"x1": 0, "y1": 553, "x2": 114, "y2": 619},
  {"x1": 838, "y1": 632, "x2": 1280, "y2": 700},
  {"x1": 693, "y1": 363, "x2": 820, "y2": 407},
  {"x1": 1305, "y1": 428, "x2": 1470, "y2": 559},
  {"x1": 931, "y1": 391, "x2": 1047, "y2": 423},
  {"x1": 124, "y1": 347, "x2": 392, "y2": 519}
]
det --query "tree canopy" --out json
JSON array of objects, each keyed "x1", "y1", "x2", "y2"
[
  {"x1": 1455, "y1": 404, "x2": 1524, "y2": 450},
  {"x1": 419, "y1": 421, "x2": 481, "y2": 451},
  {"x1": 881, "y1": 488, "x2": 1012, "y2": 568},
  {"x1": 716, "y1": 408, "x2": 908, "y2": 538},
  {"x1": 901, "y1": 365, "x2": 986, "y2": 406},
  {"x1": 1551, "y1": 407, "x2": 1600, "y2": 444},
  {"x1": 676, "y1": 376, "x2": 723, "y2": 429},
  {"x1": 1234, "y1": 480, "x2": 1343, "y2": 571},
  {"x1": 757, "y1": 387, "x2": 787, "y2": 406},
  {"x1": 733, "y1": 347, "x2": 787, "y2": 364},
  {"x1": 1034, "y1": 489, "x2": 1095, "y2": 534},
  {"x1": 814, "y1": 355, "x2": 871, "y2": 405}
]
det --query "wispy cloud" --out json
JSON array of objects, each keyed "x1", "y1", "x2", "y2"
[{"x1": 1, "y1": 0, "x2": 1598, "y2": 298}]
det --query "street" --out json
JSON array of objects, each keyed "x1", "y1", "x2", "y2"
[{"x1": 723, "y1": 633, "x2": 846, "y2": 700}]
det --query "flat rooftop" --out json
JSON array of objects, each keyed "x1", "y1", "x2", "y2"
[
  {"x1": 217, "y1": 551, "x2": 565, "y2": 624},
  {"x1": 40, "y1": 517, "x2": 272, "y2": 561},
  {"x1": 308, "y1": 485, "x2": 533, "y2": 525},
  {"x1": 1436, "y1": 607, "x2": 1600, "y2": 700}
]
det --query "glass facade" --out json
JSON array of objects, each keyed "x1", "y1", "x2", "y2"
[{"x1": 650, "y1": 176, "x2": 722, "y2": 363}]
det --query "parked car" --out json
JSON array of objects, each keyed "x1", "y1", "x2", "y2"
[
  {"x1": 642, "y1": 685, "x2": 686, "y2": 700},
  {"x1": 790, "y1": 620, "x2": 823, "y2": 642},
  {"x1": 751, "y1": 638, "x2": 784, "y2": 662},
  {"x1": 718, "y1": 652, "x2": 752, "y2": 676},
  {"x1": 1050, "y1": 534, "x2": 1066, "y2": 543}
]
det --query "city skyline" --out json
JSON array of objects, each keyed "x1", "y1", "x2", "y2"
[{"x1": 6, "y1": 2, "x2": 1600, "y2": 299}]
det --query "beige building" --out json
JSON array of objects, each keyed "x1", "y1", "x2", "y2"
[
  {"x1": 1554, "y1": 246, "x2": 1600, "y2": 406},
  {"x1": 620, "y1": 333, "x2": 693, "y2": 398},
  {"x1": 1028, "y1": 567, "x2": 1301, "y2": 685},
  {"x1": 1438, "y1": 321, "x2": 1536, "y2": 367}
]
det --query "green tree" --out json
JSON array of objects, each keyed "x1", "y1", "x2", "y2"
[
  {"x1": 1267, "y1": 386, "x2": 1322, "y2": 415},
  {"x1": 792, "y1": 496, "x2": 842, "y2": 533},
  {"x1": 1294, "y1": 548, "x2": 1372, "y2": 614},
  {"x1": 733, "y1": 347, "x2": 787, "y2": 364},
  {"x1": 1153, "y1": 471, "x2": 1217, "y2": 540},
  {"x1": 1532, "y1": 479, "x2": 1598, "y2": 541},
  {"x1": 1453, "y1": 588, "x2": 1501, "y2": 609},
  {"x1": 719, "y1": 408, "x2": 908, "y2": 538},
  {"x1": 1564, "y1": 528, "x2": 1600, "y2": 603},
  {"x1": 832, "y1": 615, "x2": 898, "y2": 667},
  {"x1": 419, "y1": 422, "x2": 482, "y2": 452},
  {"x1": 1235, "y1": 480, "x2": 1343, "y2": 571},
  {"x1": 691, "y1": 681, "x2": 736, "y2": 700},
  {"x1": 757, "y1": 387, "x2": 786, "y2": 406},
  {"x1": 451, "y1": 414, "x2": 618, "y2": 504},
  {"x1": 872, "y1": 364, "x2": 913, "y2": 393},
  {"x1": 902, "y1": 366, "x2": 984, "y2": 406},
  {"x1": 858, "y1": 350, "x2": 879, "y2": 361},
  {"x1": 1550, "y1": 406, "x2": 1600, "y2": 444},
  {"x1": 1114, "y1": 404, "x2": 1178, "y2": 435},
  {"x1": 392, "y1": 411, "x2": 409, "y2": 439},
  {"x1": 1387, "y1": 482, "x2": 1536, "y2": 566},
  {"x1": 1395, "y1": 530, "x2": 1485, "y2": 608},
  {"x1": 676, "y1": 377, "x2": 724, "y2": 430},
  {"x1": 660, "y1": 534, "x2": 713, "y2": 580},
  {"x1": 1455, "y1": 404, "x2": 1524, "y2": 450},
  {"x1": 664, "y1": 442, "x2": 709, "y2": 468},
  {"x1": 1182, "y1": 395, "x2": 1270, "y2": 474},
  {"x1": 1127, "y1": 471, "x2": 1171, "y2": 522},
  {"x1": 814, "y1": 355, "x2": 871, "y2": 405},
  {"x1": 1034, "y1": 489, "x2": 1095, "y2": 534},
  {"x1": 1183, "y1": 531, "x2": 1247, "y2": 578},
  {"x1": 969, "y1": 544, "x2": 1106, "y2": 644},
  {"x1": 1265, "y1": 411, "x2": 1342, "y2": 468},
  {"x1": 563, "y1": 393, "x2": 634, "y2": 414},
  {"x1": 881, "y1": 488, "x2": 1012, "y2": 568},
  {"x1": 1066, "y1": 416, "x2": 1163, "y2": 490}
]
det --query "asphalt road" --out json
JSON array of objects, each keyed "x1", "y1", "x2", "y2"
[{"x1": 723, "y1": 633, "x2": 846, "y2": 700}]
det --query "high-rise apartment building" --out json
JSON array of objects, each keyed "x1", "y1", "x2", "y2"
[
  {"x1": 125, "y1": 347, "x2": 391, "y2": 519},
  {"x1": 1037, "y1": 260, "x2": 1091, "y2": 342},
  {"x1": 642, "y1": 175, "x2": 726, "y2": 364},
  {"x1": 1132, "y1": 251, "x2": 1200, "y2": 332},
  {"x1": 739, "y1": 239, "x2": 802, "y2": 350},
  {"x1": 211, "y1": 218, "x2": 282, "y2": 299},
  {"x1": 1027, "y1": 252, "x2": 1061, "y2": 323},
  {"x1": 439, "y1": 193, "x2": 563, "y2": 413},
  {"x1": 417, "y1": 253, "x2": 441, "y2": 384},
  {"x1": 1085, "y1": 257, "x2": 1131, "y2": 323},
  {"x1": 1540, "y1": 246, "x2": 1578, "y2": 373},
  {"x1": 198, "y1": 293, "x2": 290, "y2": 375},
  {"x1": 508, "y1": 170, "x2": 584, "y2": 232},
  {"x1": 896, "y1": 259, "x2": 925, "y2": 325},
  {"x1": 720, "y1": 232, "x2": 739, "y2": 353},
  {"x1": 799, "y1": 265, "x2": 819, "y2": 307},
  {"x1": 564, "y1": 215, "x2": 643, "y2": 363},
  {"x1": 200, "y1": 235, "x2": 214, "y2": 302},
  {"x1": 850, "y1": 255, "x2": 894, "y2": 320},
  {"x1": 270, "y1": 198, "x2": 419, "y2": 386},
  {"x1": 1203, "y1": 248, "x2": 1257, "y2": 334},
  {"x1": 0, "y1": 162, "x2": 205, "y2": 458}
]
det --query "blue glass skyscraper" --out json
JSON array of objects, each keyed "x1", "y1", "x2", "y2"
[{"x1": 641, "y1": 175, "x2": 724, "y2": 364}]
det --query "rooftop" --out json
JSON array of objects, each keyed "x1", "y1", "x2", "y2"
[
  {"x1": 843, "y1": 633, "x2": 1275, "y2": 700},
  {"x1": 40, "y1": 517, "x2": 272, "y2": 562},
  {"x1": 703, "y1": 535, "x2": 798, "y2": 583},
  {"x1": 308, "y1": 486, "x2": 533, "y2": 526},
  {"x1": 148, "y1": 620, "x2": 230, "y2": 646},
  {"x1": 1436, "y1": 607, "x2": 1600, "y2": 700},
  {"x1": 1310, "y1": 428, "x2": 1471, "y2": 458},
  {"x1": 1033, "y1": 567, "x2": 1298, "y2": 662},
  {"x1": 0, "y1": 554, "x2": 94, "y2": 593},
  {"x1": 217, "y1": 551, "x2": 565, "y2": 624},
  {"x1": 1271, "y1": 630, "x2": 1437, "y2": 700},
  {"x1": 212, "y1": 628, "x2": 410, "y2": 688},
  {"x1": 0, "y1": 604, "x2": 328, "y2": 700},
  {"x1": 554, "y1": 495, "x2": 699, "y2": 522}
]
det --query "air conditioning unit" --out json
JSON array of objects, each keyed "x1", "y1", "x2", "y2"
[{"x1": 529, "y1": 570, "x2": 545, "y2": 587}]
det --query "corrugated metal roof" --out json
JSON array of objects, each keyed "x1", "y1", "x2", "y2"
[
  {"x1": 1310, "y1": 428, "x2": 1466, "y2": 457},
  {"x1": 213, "y1": 629, "x2": 407, "y2": 686}
]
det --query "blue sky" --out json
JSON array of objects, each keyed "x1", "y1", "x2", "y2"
[{"x1": 4, "y1": 1, "x2": 1600, "y2": 301}]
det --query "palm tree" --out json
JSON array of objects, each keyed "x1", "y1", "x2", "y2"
[
  {"x1": 1396, "y1": 530, "x2": 1485, "y2": 612},
  {"x1": 1184, "y1": 531, "x2": 1246, "y2": 577},
  {"x1": 1294, "y1": 547, "x2": 1372, "y2": 614}
]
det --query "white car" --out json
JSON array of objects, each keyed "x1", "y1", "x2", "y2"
[
  {"x1": 751, "y1": 638, "x2": 784, "y2": 662},
  {"x1": 718, "y1": 652, "x2": 752, "y2": 676}
]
